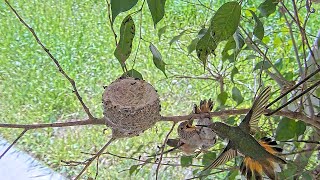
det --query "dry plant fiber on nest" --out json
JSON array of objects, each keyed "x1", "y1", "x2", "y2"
[{"x1": 102, "y1": 77, "x2": 161, "y2": 138}]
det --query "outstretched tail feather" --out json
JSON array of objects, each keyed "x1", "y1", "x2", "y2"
[
  {"x1": 194, "y1": 99, "x2": 213, "y2": 114},
  {"x1": 240, "y1": 137, "x2": 286, "y2": 180},
  {"x1": 240, "y1": 157, "x2": 263, "y2": 180}
]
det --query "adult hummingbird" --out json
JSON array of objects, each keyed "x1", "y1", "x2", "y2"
[{"x1": 199, "y1": 87, "x2": 286, "y2": 180}]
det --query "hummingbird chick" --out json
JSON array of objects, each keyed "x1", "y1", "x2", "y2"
[
  {"x1": 194, "y1": 99, "x2": 217, "y2": 151},
  {"x1": 177, "y1": 120, "x2": 203, "y2": 149}
]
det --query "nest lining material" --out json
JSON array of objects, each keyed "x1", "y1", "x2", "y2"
[{"x1": 102, "y1": 77, "x2": 161, "y2": 138}]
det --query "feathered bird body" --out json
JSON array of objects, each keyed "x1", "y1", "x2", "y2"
[{"x1": 201, "y1": 87, "x2": 286, "y2": 179}]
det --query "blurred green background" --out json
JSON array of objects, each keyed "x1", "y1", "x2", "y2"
[{"x1": 1, "y1": 0, "x2": 319, "y2": 179}]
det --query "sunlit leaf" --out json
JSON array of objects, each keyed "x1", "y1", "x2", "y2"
[
  {"x1": 217, "y1": 91, "x2": 228, "y2": 105},
  {"x1": 209, "y1": 2, "x2": 241, "y2": 42},
  {"x1": 197, "y1": 28, "x2": 208, "y2": 38},
  {"x1": 225, "y1": 169, "x2": 239, "y2": 180},
  {"x1": 196, "y1": 32, "x2": 217, "y2": 69},
  {"x1": 253, "y1": 61, "x2": 272, "y2": 71},
  {"x1": 196, "y1": 2, "x2": 241, "y2": 68},
  {"x1": 295, "y1": 121, "x2": 306, "y2": 137},
  {"x1": 158, "y1": 25, "x2": 168, "y2": 40},
  {"x1": 169, "y1": 30, "x2": 187, "y2": 45},
  {"x1": 181, "y1": 155, "x2": 193, "y2": 167},
  {"x1": 249, "y1": 10, "x2": 264, "y2": 40},
  {"x1": 147, "y1": 0, "x2": 166, "y2": 28},
  {"x1": 279, "y1": 163, "x2": 297, "y2": 178},
  {"x1": 111, "y1": 0, "x2": 138, "y2": 24},
  {"x1": 275, "y1": 118, "x2": 306, "y2": 141},
  {"x1": 114, "y1": 15, "x2": 135, "y2": 67},
  {"x1": 149, "y1": 43, "x2": 167, "y2": 77},
  {"x1": 258, "y1": 0, "x2": 278, "y2": 17},
  {"x1": 245, "y1": 54, "x2": 259, "y2": 60},
  {"x1": 202, "y1": 152, "x2": 216, "y2": 166},
  {"x1": 187, "y1": 38, "x2": 199, "y2": 54},
  {"x1": 231, "y1": 67, "x2": 239, "y2": 83},
  {"x1": 129, "y1": 165, "x2": 139, "y2": 175},
  {"x1": 301, "y1": 172, "x2": 313, "y2": 180},
  {"x1": 122, "y1": 69, "x2": 143, "y2": 80},
  {"x1": 232, "y1": 87, "x2": 244, "y2": 105}
]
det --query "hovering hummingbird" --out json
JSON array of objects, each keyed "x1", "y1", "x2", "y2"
[{"x1": 198, "y1": 87, "x2": 286, "y2": 180}]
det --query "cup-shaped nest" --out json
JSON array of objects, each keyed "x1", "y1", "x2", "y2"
[{"x1": 102, "y1": 77, "x2": 161, "y2": 138}]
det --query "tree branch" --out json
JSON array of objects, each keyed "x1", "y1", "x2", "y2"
[
  {"x1": 155, "y1": 122, "x2": 176, "y2": 180},
  {"x1": 75, "y1": 137, "x2": 115, "y2": 179}
]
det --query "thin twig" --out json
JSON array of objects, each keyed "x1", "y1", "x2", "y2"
[
  {"x1": 281, "y1": 147, "x2": 319, "y2": 156},
  {"x1": 132, "y1": 0, "x2": 146, "y2": 69},
  {"x1": 0, "y1": 129, "x2": 28, "y2": 159},
  {"x1": 4, "y1": 0, "x2": 95, "y2": 120},
  {"x1": 0, "y1": 118, "x2": 105, "y2": 129},
  {"x1": 106, "y1": 0, "x2": 118, "y2": 46},
  {"x1": 75, "y1": 137, "x2": 115, "y2": 179},
  {"x1": 155, "y1": 122, "x2": 176, "y2": 180},
  {"x1": 266, "y1": 67, "x2": 320, "y2": 109},
  {"x1": 266, "y1": 80, "x2": 320, "y2": 116},
  {"x1": 280, "y1": 140, "x2": 320, "y2": 144}
]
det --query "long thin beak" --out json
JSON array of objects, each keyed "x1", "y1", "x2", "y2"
[{"x1": 196, "y1": 125, "x2": 209, "y2": 128}]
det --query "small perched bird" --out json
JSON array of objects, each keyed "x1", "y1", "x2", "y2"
[
  {"x1": 194, "y1": 99, "x2": 217, "y2": 151},
  {"x1": 166, "y1": 138, "x2": 199, "y2": 154},
  {"x1": 173, "y1": 99, "x2": 217, "y2": 154},
  {"x1": 199, "y1": 87, "x2": 286, "y2": 180},
  {"x1": 177, "y1": 119, "x2": 203, "y2": 149}
]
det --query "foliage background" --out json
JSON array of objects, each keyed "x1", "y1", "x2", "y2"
[{"x1": 0, "y1": 0, "x2": 319, "y2": 179}]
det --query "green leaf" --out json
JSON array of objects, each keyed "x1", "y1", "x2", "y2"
[
  {"x1": 258, "y1": 0, "x2": 278, "y2": 17},
  {"x1": 275, "y1": 118, "x2": 296, "y2": 140},
  {"x1": 197, "y1": 28, "x2": 208, "y2": 38},
  {"x1": 147, "y1": 0, "x2": 166, "y2": 28},
  {"x1": 295, "y1": 121, "x2": 306, "y2": 137},
  {"x1": 202, "y1": 152, "x2": 216, "y2": 166},
  {"x1": 180, "y1": 155, "x2": 193, "y2": 167},
  {"x1": 196, "y1": 1, "x2": 241, "y2": 67},
  {"x1": 169, "y1": 30, "x2": 187, "y2": 45},
  {"x1": 232, "y1": 87, "x2": 244, "y2": 105},
  {"x1": 245, "y1": 54, "x2": 259, "y2": 60},
  {"x1": 187, "y1": 38, "x2": 199, "y2": 54},
  {"x1": 129, "y1": 165, "x2": 139, "y2": 175},
  {"x1": 158, "y1": 25, "x2": 168, "y2": 40},
  {"x1": 110, "y1": 0, "x2": 138, "y2": 24},
  {"x1": 122, "y1": 69, "x2": 143, "y2": 80},
  {"x1": 209, "y1": 2, "x2": 241, "y2": 42},
  {"x1": 316, "y1": 87, "x2": 320, "y2": 97},
  {"x1": 249, "y1": 10, "x2": 264, "y2": 40},
  {"x1": 196, "y1": 32, "x2": 217, "y2": 69},
  {"x1": 233, "y1": 30, "x2": 245, "y2": 50},
  {"x1": 217, "y1": 91, "x2": 228, "y2": 105},
  {"x1": 301, "y1": 172, "x2": 313, "y2": 180},
  {"x1": 253, "y1": 61, "x2": 272, "y2": 71},
  {"x1": 225, "y1": 169, "x2": 239, "y2": 180},
  {"x1": 114, "y1": 15, "x2": 135, "y2": 67},
  {"x1": 231, "y1": 67, "x2": 239, "y2": 83},
  {"x1": 279, "y1": 163, "x2": 297, "y2": 178},
  {"x1": 222, "y1": 31, "x2": 244, "y2": 62},
  {"x1": 149, "y1": 43, "x2": 167, "y2": 77}
]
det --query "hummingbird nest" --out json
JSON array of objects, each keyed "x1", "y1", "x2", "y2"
[{"x1": 102, "y1": 77, "x2": 161, "y2": 138}]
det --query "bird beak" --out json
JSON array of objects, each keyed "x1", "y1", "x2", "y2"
[{"x1": 196, "y1": 125, "x2": 209, "y2": 128}]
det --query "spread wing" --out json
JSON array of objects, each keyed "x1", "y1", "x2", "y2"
[
  {"x1": 239, "y1": 86, "x2": 271, "y2": 134},
  {"x1": 202, "y1": 142, "x2": 237, "y2": 172}
]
